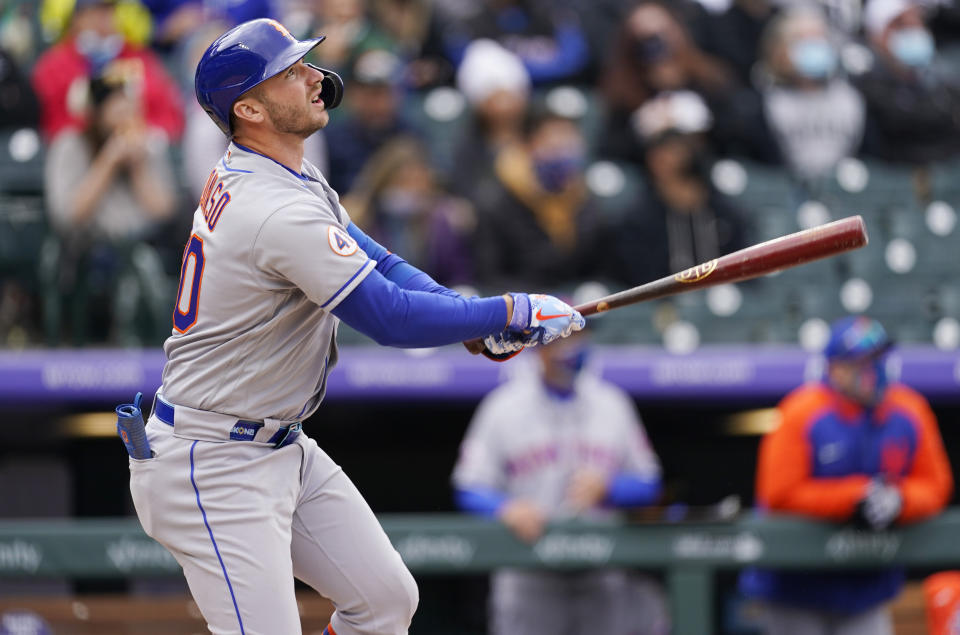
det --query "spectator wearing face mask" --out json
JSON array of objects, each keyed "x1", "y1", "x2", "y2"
[
  {"x1": 341, "y1": 137, "x2": 477, "y2": 286},
  {"x1": 754, "y1": 7, "x2": 866, "y2": 181},
  {"x1": 473, "y1": 106, "x2": 603, "y2": 289},
  {"x1": 42, "y1": 69, "x2": 177, "y2": 345},
  {"x1": 607, "y1": 90, "x2": 748, "y2": 284},
  {"x1": 853, "y1": 0, "x2": 960, "y2": 164},
  {"x1": 31, "y1": 0, "x2": 183, "y2": 142},
  {"x1": 598, "y1": 1, "x2": 738, "y2": 165},
  {"x1": 449, "y1": 39, "x2": 531, "y2": 205}
]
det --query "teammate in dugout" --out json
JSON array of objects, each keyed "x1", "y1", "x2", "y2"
[
  {"x1": 739, "y1": 316, "x2": 953, "y2": 635},
  {"x1": 122, "y1": 18, "x2": 585, "y2": 635},
  {"x1": 453, "y1": 331, "x2": 669, "y2": 635}
]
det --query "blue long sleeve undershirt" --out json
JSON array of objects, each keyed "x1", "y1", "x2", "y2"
[
  {"x1": 454, "y1": 486, "x2": 509, "y2": 517},
  {"x1": 606, "y1": 473, "x2": 662, "y2": 507},
  {"x1": 346, "y1": 222, "x2": 461, "y2": 298},
  {"x1": 332, "y1": 224, "x2": 505, "y2": 347},
  {"x1": 454, "y1": 474, "x2": 662, "y2": 517}
]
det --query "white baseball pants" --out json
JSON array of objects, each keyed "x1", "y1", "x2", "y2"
[{"x1": 130, "y1": 416, "x2": 418, "y2": 635}]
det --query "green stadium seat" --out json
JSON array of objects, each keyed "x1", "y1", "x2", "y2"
[
  {"x1": 587, "y1": 301, "x2": 660, "y2": 345},
  {"x1": 586, "y1": 160, "x2": 644, "y2": 221},
  {"x1": 929, "y1": 156, "x2": 960, "y2": 200},
  {"x1": 402, "y1": 87, "x2": 470, "y2": 172},
  {"x1": 0, "y1": 195, "x2": 47, "y2": 275},
  {"x1": 0, "y1": 128, "x2": 44, "y2": 195},
  {"x1": 810, "y1": 159, "x2": 922, "y2": 215}
]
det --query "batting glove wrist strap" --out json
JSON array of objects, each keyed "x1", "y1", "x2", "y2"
[{"x1": 507, "y1": 293, "x2": 532, "y2": 332}]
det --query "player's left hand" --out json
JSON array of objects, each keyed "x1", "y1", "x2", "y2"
[
  {"x1": 565, "y1": 468, "x2": 610, "y2": 512},
  {"x1": 481, "y1": 330, "x2": 526, "y2": 361},
  {"x1": 509, "y1": 293, "x2": 585, "y2": 348},
  {"x1": 853, "y1": 478, "x2": 902, "y2": 530}
]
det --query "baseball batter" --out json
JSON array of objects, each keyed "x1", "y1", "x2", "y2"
[
  {"x1": 124, "y1": 18, "x2": 584, "y2": 635},
  {"x1": 452, "y1": 333, "x2": 667, "y2": 635}
]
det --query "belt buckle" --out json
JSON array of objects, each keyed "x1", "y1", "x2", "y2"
[{"x1": 273, "y1": 422, "x2": 302, "y2": 448}]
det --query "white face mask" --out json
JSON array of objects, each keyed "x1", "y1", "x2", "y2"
[
  {"x1": 889, "y1": 27, "x2": 935, "y2": 67},
  {"x1": 75, "y1": 29, "x2": 123, "y2": 72},
  {"x1": 788, "y1": 38, "x2": 838, "y2": 80}
]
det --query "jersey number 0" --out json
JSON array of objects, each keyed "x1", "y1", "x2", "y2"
[{"x1": 173, "y1": 234, "x2": 205, "y2": 333}]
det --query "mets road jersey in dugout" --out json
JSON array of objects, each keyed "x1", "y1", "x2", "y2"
[
  {"x1": 453, "y1": 368, "x2": 662, "y2": 517},
  {"x1": 161, "y1": 141, "x2": 374, "y2": 423}
]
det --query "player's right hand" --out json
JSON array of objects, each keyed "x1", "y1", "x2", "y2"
[
  {"x1": 498, "y1": 499, "x2": 547, "y2": 543},
  {"x1": 507, "y1": 293, "x2": 585, "y2": 348}
]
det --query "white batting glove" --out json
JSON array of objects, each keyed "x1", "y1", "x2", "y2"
[
  {"x1": 508, "y1": 293, "x2": 586, "y2": 348},
  {"x1": 853, "y1": 479, "x2": 902, "y2": 531},
  {"x1": 482, "y1": 331, "x2": 526, "y2": 361}
]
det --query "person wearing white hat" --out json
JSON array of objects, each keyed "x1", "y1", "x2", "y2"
[
  {"x1": 854, "y1": 0, "x2": 960, "y2": 163},
  {"x1": 448, "y1": 39, "x2": 532, "y2": 203}
]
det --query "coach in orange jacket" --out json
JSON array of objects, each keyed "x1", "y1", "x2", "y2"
[{"x1": 740, "y1": 316, "x2": 953, "y2": 634}]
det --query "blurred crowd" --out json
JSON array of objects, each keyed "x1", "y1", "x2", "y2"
[{"x1": 1, "y1": 0, "x2": 960, "y2": 347}]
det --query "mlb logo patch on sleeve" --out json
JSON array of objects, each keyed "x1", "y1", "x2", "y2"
[{"x1": 328, "y1": 226, "x2": 359, "y2": 257}]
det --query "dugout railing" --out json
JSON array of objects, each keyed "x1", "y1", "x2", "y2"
[{"x1": 3, "y1": 510, "x2": 960, "y2": 634}]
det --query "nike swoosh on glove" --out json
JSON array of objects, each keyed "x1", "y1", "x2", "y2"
[{"x1": 509, "y1": 293, "x2": 586, "y2": 348}]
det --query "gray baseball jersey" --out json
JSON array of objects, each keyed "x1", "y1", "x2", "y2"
[
  {"x1": 452, "y1": 366, "x2": 668, "y2": 635},
  {"x1": 132, "y1": 142, "x2": 418, "y2": 635},
  {"x1": 452, "y1": 366, "x2": 661, "y2": 517},
  {"x1": 162, "y1": 142, "x2": 374, "y2": 422}
]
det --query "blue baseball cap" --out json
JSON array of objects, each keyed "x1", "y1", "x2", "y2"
[{"x1": 824, "y1": 316, "x2": 893, "y2": 361}]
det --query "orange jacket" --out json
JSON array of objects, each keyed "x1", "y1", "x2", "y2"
[{"x1": 756, "y1": 382, "x2": 952, "y2": 523}]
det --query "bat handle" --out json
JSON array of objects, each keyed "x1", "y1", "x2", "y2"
[{"x1": 463, "y1": 338, "x2": 485, "y2": 355}]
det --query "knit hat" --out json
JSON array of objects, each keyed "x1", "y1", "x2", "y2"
[
  {"x1": 455, "y1": 39, "x2": 531, "y2": 106},
  {"x1": 863, "y1": 0, "x2": 916, "y2": 39}
]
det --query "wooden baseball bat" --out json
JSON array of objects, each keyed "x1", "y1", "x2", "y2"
[{"x1": 465, "y1": 215, "x2": 869, "y2": 355}]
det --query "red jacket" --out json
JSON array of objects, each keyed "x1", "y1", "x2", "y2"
[{"x1": 31, "y1": 38, "x2": 184, "y2": 141}]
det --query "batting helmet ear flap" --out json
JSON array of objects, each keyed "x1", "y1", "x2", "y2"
[{"x1": 307, "y1": 64, "x2": 344, "y2": 109}]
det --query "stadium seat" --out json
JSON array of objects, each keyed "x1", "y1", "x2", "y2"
[
  {"x1": 584, "y1": 301, "x2": 661, "y2": 345},
  {"x1": 402, "y1": 87, "x2": 470, "y2": 172},
  {"x1": 929, "y1": 156, "x2": 960, "y2": 200},
  {"x1": 0, "y1": 195, "x2": 47, "y2": 276},
  {"x1": 0, "y1": 128, "x2": 44, "y2": 195},
  {"x1": 586, "y1": 160, "x2": 645, "y2": 221},
  {"x1": 811, "y1": 158, "x2": 922, "y2": 215},
  {"x1": 725, "y1": 160, "x2": 802, "y2": 212}
]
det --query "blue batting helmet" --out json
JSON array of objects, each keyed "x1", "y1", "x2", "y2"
[
  {"x1": 824, "y1": 316, "x2": 893, "y2": 361},
  {"x1": 194, "y1": 18, "x2": 344, "y2": 136}
]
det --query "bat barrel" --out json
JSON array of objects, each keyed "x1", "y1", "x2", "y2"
[
  {"x1": 577, "y1": 215, "x2": 868, "y2": 317},
  {"x1": 466, "y1": 215, "x2": 869, "y2": 354}
]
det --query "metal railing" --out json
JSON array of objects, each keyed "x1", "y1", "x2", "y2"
[{"x1": 3, "y1": 510, "x2": 960, "y2": 633}]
